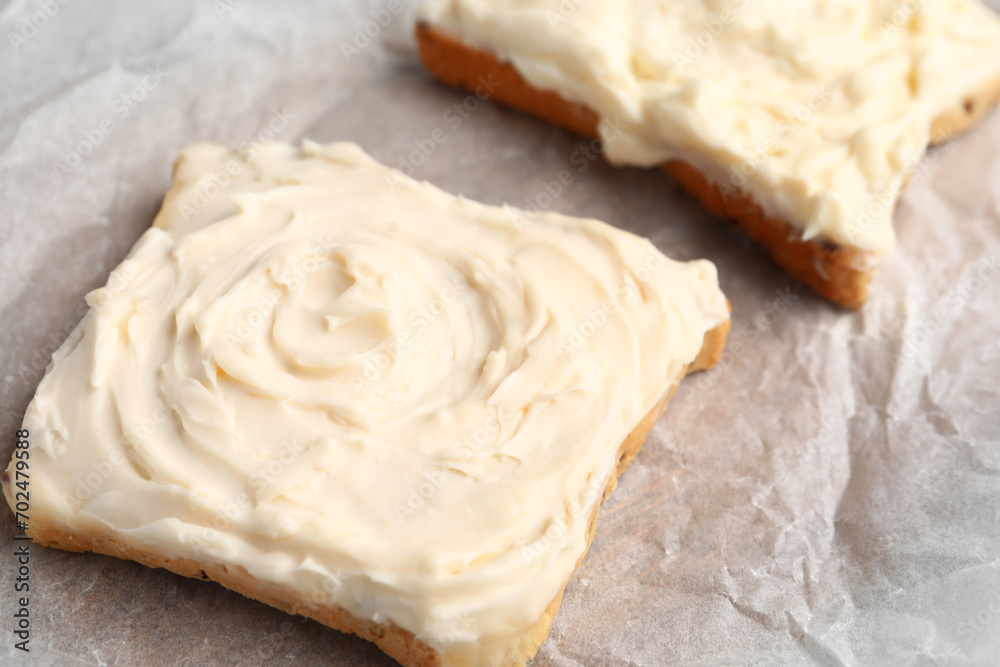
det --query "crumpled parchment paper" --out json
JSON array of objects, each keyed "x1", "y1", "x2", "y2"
[{"x1": 1, "y1": 0, "x2": 999, "y2": 665}]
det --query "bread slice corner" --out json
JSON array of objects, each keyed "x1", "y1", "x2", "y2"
[{"x1": 415, "y1": 22, "x2": 1000, "y2": 308}]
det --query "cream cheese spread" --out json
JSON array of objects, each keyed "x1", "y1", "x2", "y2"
[
  {"x1": 9, "y1": 141, "x2": 728, "y2": 656},
  {"x1": 420, "y1": 0, "x2": 1000, "y2": 256}
]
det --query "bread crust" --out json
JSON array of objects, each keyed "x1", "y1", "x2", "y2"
[
  {"x1": 414, "y1": 23, "x2": 1000, "y2": 308},
  {"x1": 6, "y1": 303, "x2": 730, "y2": 664},
  {"x1": 930, "y1": 67, "x2": 1000, "y2": 144}
]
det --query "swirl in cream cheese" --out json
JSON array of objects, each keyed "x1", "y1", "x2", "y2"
[
  {"x1": 10, "y1": 141, "x2": 728, "y2": 657},
  {"x1": 420, "y1": 0, "x2": 1000, "y2": 256}
]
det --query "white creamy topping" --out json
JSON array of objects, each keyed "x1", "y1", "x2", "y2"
[
  {"x1": 420, "y1": 0, "x2": 1000, "y2": 256},
  {"x1": 12, "y1": 142, "x2": 728, "y2": 654}
]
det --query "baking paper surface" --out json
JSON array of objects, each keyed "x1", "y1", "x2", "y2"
[{"x1": 1, "y1": 0, "x2": 999, "y2": 664}]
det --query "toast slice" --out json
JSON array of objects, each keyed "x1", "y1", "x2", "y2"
[
  {"x1": 3, "y1": 141, "x2": 730, "y2": 666},
  {"x1": 416, "y1": 1, "x2": 1000, "y2": 307}
]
